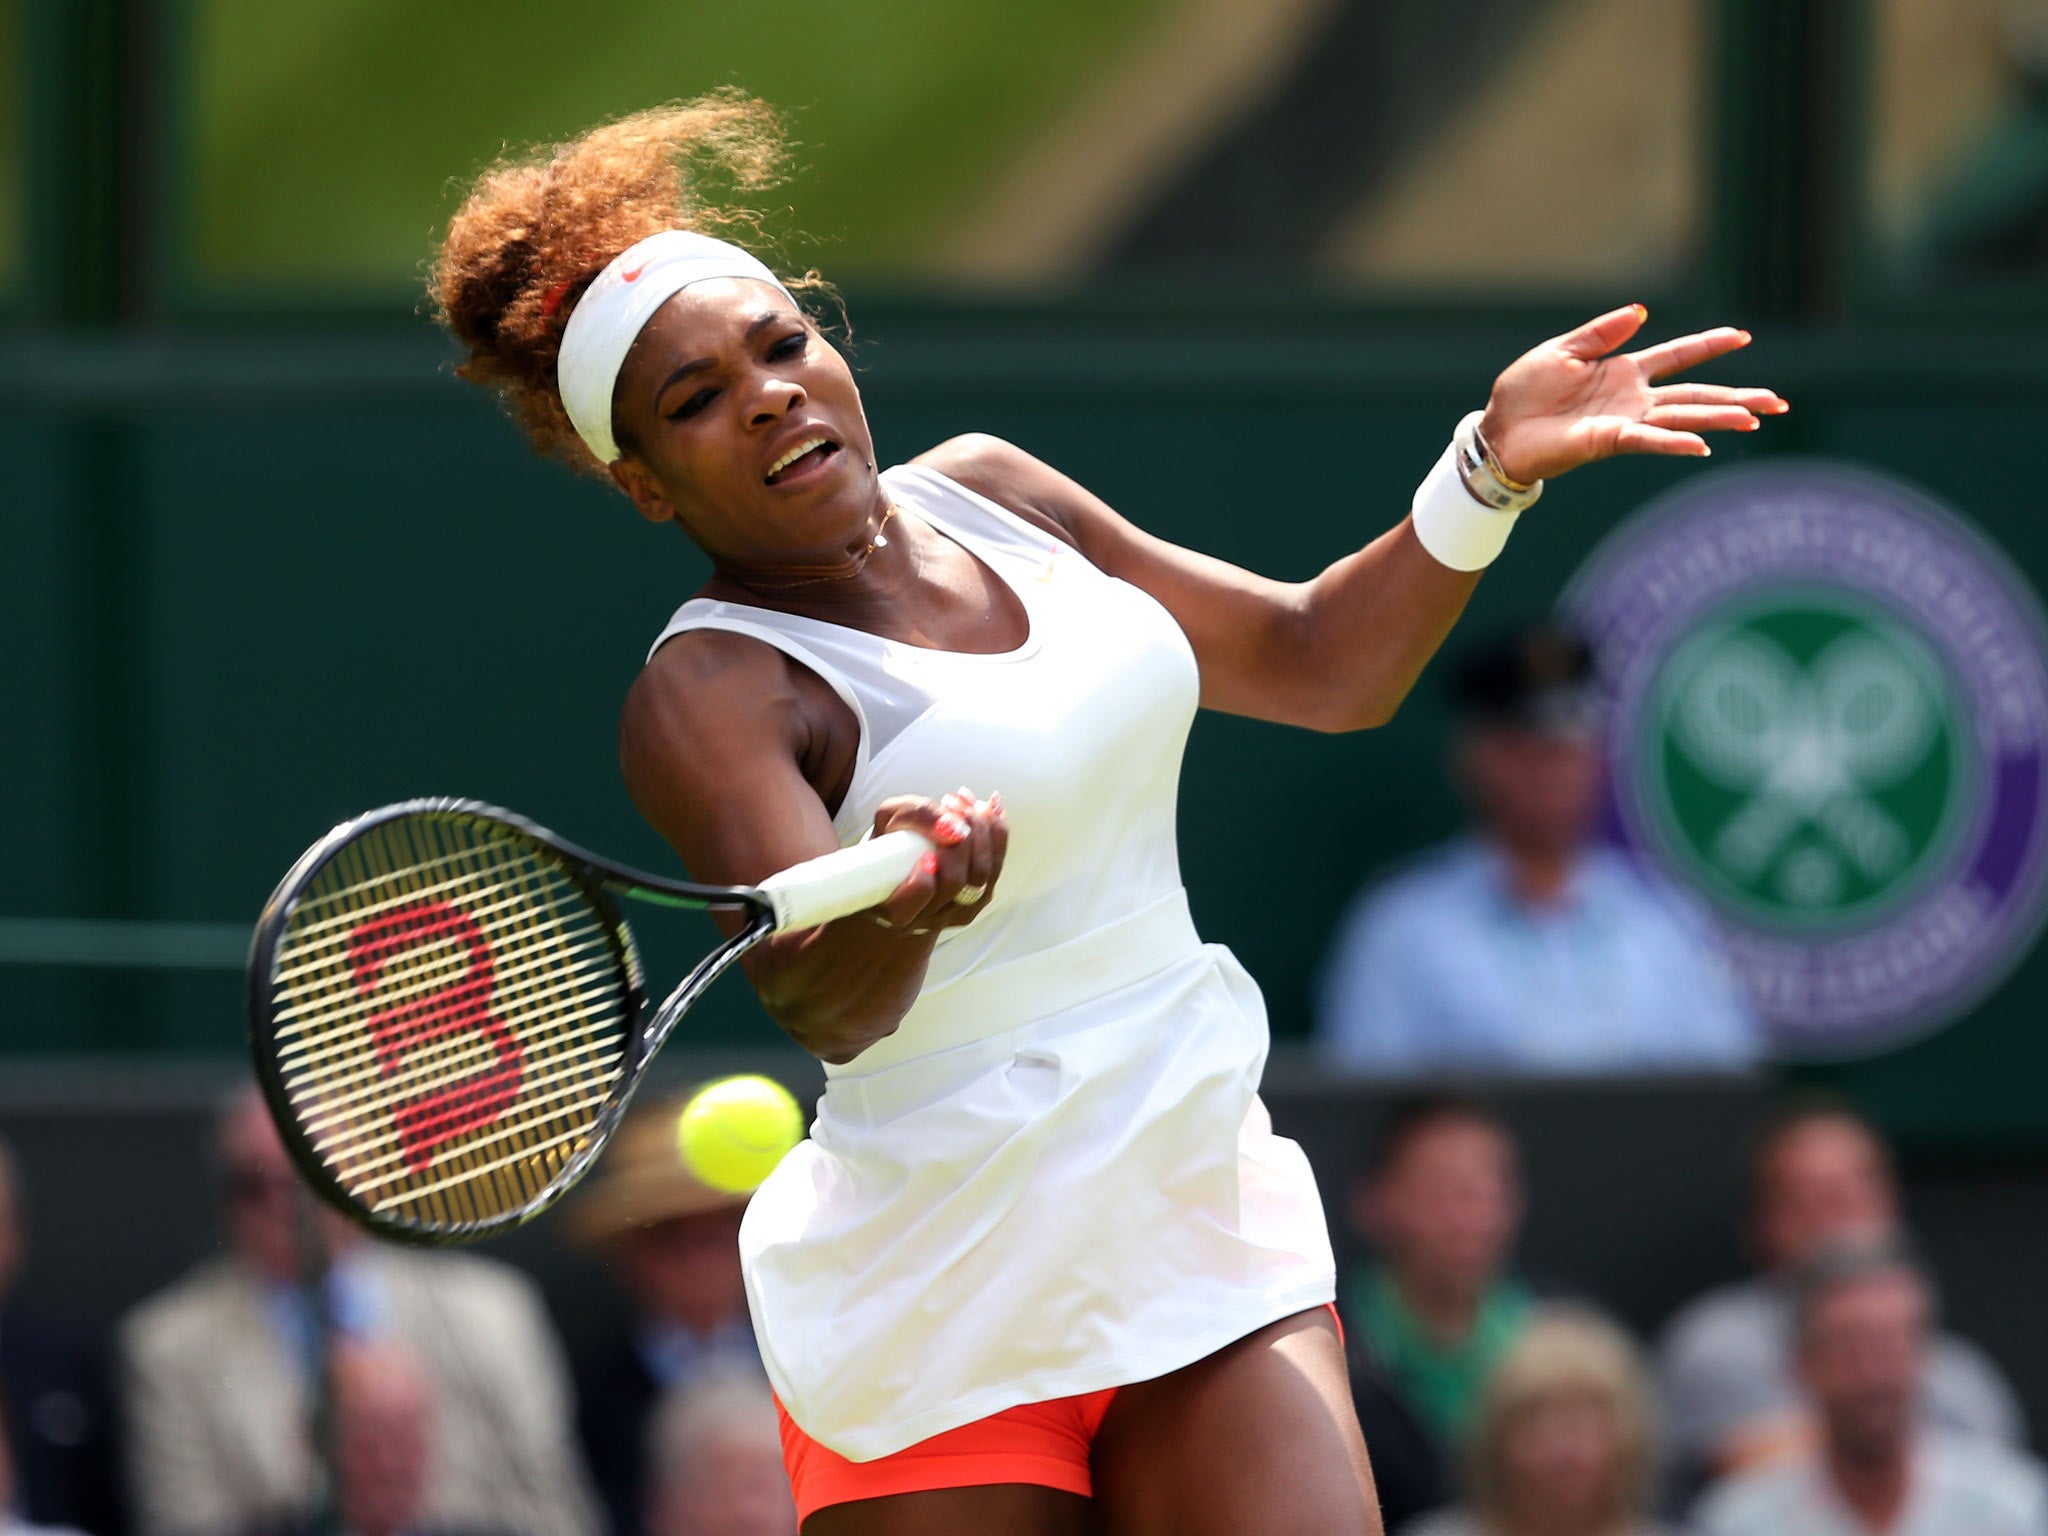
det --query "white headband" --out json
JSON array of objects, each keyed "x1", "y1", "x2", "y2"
[{"x1": 556, "y1": 229, "x2": 799, "y2": 465}]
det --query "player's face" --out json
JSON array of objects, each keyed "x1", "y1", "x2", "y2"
[
  {"x1": 1755, "y1": 1118, "x2": 1897, "y2": 1272},
  {"x1": 1798, "y1": 1269, "x2": 1927, "y2": 1458},
  {"x1": 607, "y1": 280, "x2": 883, "y2": 565}
]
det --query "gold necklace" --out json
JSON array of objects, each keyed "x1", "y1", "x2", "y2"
[{"x1": 741, "y1": 504, "x2": 898, "y2": 590}]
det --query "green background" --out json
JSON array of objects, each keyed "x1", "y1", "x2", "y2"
[
  {"x1": 177, "y1": 0, "x2": 1177, "y2": 291},
  {"x1": 7, "y1": 1, "x2": 2048, "y2": 1156}
]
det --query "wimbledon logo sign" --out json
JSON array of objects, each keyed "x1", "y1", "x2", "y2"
[{"x1": 1564, "y1": 463, "x2": 2048, "y2": 1056}]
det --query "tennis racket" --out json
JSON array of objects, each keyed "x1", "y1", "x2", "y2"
[{"x1": 247, "y1": 797, "x2": 928, "y2": 1245}]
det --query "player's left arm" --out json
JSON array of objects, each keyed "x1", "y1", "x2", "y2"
[{"x1": 919, "y1": 306, "x2": 1784, "y2": 733}]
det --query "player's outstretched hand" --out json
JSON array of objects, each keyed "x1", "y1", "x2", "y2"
[
  {"x1": 869, "y1": 789, "x2": 1008, "y2": 936},
  {"x1": 1478, "y1": 305, "x2": 1789, "y2": 485}
]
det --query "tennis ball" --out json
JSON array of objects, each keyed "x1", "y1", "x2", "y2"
[{"x1": 675, "y1": 1075, "x2": 805, "y2": 1195}]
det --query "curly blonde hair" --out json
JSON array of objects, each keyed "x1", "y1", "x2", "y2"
[
  {"x1": 1465, "y1": 1306, "x2": 1658, "y2": 1528},
  {"x1": 428, "y1": 90, "x2": 828, "y2": 476}
]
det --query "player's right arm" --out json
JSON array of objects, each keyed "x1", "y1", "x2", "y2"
[{"x1": 619, "y1": 630, "x2": 1006, "y2": 1063}]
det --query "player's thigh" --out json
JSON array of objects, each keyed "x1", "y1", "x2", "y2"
[
  {"x1": 1088, "y1": 1308, "x2": 1382, "y2": 1536},
  {"x1": 802, "y1": 1483, "x2": 1092, "y2": 1536}
]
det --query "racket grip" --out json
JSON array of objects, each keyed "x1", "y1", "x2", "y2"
[{"x1": 756, "y1": 830, "x2": 935, "y2": 932}]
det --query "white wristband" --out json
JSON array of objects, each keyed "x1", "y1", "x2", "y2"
[{"x1": 1409, "y1": 422, "x2": 1532, "y2": 571}]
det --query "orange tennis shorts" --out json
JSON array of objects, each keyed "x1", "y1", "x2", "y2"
[
  {"x1": 777, "y1": 1386, "x2": 1116, "y2": 1523},
  {"x1": 776, "y1": 1305, "x2": 1342, "y2": 1521}
]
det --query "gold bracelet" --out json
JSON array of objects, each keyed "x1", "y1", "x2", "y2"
[
  {"x1": 1452, "y1": 412, "x2": 1542, "y2": 513},
  {"x1": 1472, "y1": 418, "x2": 1539, "y2": 495}
]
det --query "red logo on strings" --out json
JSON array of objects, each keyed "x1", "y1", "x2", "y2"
[{"x1": 347, "y1": 901, "x2": 524, "y2": 1173}]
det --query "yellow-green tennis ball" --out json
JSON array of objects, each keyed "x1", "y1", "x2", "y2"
[{"x1": 676, "y1": 1075, "x2": 804, "y2": 1195}]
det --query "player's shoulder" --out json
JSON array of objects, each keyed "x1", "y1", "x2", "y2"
[
  {"x1": 622, "y1": 623, "x2": 807, "y2": 782},
  {"x1": 908, "y1": 435, "x2": 1080, "y2": 547},
  {"x1": 634, "y1": 617, "x2": 803, "y2": 704},
  {"x1": 910, "y1": 432, "x2": 1042, "y2": 489}
]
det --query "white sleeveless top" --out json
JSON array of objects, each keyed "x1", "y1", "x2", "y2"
[{"x1": 649, "y1": 464, "x2": 1334, "y2": 1459}]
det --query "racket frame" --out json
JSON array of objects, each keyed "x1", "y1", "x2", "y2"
[{"x1": 248, "y1": 797, "x2": 777, "y2": 1246}]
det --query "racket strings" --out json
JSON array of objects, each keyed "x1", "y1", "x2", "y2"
[
  {"x1": 267, "y1": 812, "x2": 634, "y2": 1229},
  {"x1": 271, "y1": 844, "x2": 603, "y2": 980}
]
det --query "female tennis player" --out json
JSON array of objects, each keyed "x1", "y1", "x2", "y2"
[{"x1": 431, "y1": 94, "x2": 1784, "y2": 1536}]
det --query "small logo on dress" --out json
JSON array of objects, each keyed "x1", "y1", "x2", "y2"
[{"x1": 1565, "y1": 462, "x2": 2048, "y2": 1057}]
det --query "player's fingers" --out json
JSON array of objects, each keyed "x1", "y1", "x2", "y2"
[
  {"x1": 1556, "y1": 303, "x2": 1650, "y2": 360},
  {"x1": 905, "y1": 825, "x2": 984, "y2": 931},
  {"x1": 951, "y1": 806, "x2": 1000, "y2": 919},
  {"x1": 984, "y1": 791, "x2": 1009, "y2": 877},
  {"x1": 871, "y1": 794, "x2": 957, "y2": 843},
  {"x1": 1652, "y1": 382, "x2": 1788, "y2": 413},
  {"x1": 1627, "y1": 326, "x2": 1751, "y2": 381},
  {"x1": 1610, "y1": 422, "x2": 1712, "y2": 458},
  {"x1": 1642, "y1": 404, "x2": 1762, "y2": 434},
  {"x1": 873, "y1": 848, "x2": 942, "y2": 930},
  {"x1": 866, "y1": 796, "x2": 959, "y2": 930}
]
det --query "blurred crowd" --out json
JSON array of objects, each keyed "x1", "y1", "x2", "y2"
[
  {"x1": 0, "y1": 622, "x2": 2041, "y2": 1536},
  {"x1": 1339, "y1": 1093, "x2": 2041, "y2": 1535},
  {"x1": 0, "y1": 1085, "x2": 792, "y2": 1536},
  {"x1": 0, "y1": 1081, "x2": 2039, "y2": 1536},
  {"x1": 3, "y1": 1081, "x2": 2039, "y2": 1536}
]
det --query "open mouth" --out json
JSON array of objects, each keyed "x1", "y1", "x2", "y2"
[{"x1": 764, "y1": 437, "x2": 843, "y2": 487}]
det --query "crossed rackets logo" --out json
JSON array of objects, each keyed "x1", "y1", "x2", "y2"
[{"x1": 1650, "y1": 608, "x2": 1959, "y2": 919}]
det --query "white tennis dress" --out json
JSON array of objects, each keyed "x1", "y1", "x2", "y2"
[{"x1": 649, "y1": 464, "x2": 1335, "y2": 1461}]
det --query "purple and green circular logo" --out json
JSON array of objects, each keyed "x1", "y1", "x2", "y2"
[{"x1": 1564, "y1": 463, "x2": 2048, "y2": 1056}]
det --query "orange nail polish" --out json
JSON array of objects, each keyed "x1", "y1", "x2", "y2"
[
  {"x1": 937, "y1": 813, "x2": 970, "y2": 844},
  {"x1": 919, "y1": 852, "x2": 939, "y2": 877}
]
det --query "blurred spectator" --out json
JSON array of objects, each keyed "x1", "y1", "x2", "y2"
[
  {"x1": 1347, "y1": 1355, "x2": 1449, "y2": 1535},
  {"x1": 1316, "y1": 621, "x2": 1760, "y2": 1077},
  {"x1": 642, "y1": 1372, "x2": 795, "y2": 1536},
  {"x1": 0, "y1": 1400, "x2": 88, "y2": 1536},
  {"x1": 0, "y1": 1138, "x2": 122, "y2": 1536},
  {"x1": 1343, "y1": 1097, "x2": 1532, "y2": 1482},
  {"x1": 1691, "y1": 1240, "x2": 2048, "y2": 1536},
  {"x1": 119, "y1": 1087, "x2": 598, "y2": 1536},
  {"x1": 566, "y1": 1094, "x2": 759, "y2": 1536},
  {"x1": 1405, "y1": 1306, "x2": 1672, "y2": 1536},
  {"x1": 1656, "y1": 1100, "x2": 2021, "y2": 1495},
  {"x1": 328, "y1": 1342, "x2": 433, "y2": 1536}
]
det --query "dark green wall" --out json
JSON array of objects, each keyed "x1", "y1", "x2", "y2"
[{"x1": 6, "y1": 310, "x2": 2048, "y2": 1150}]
